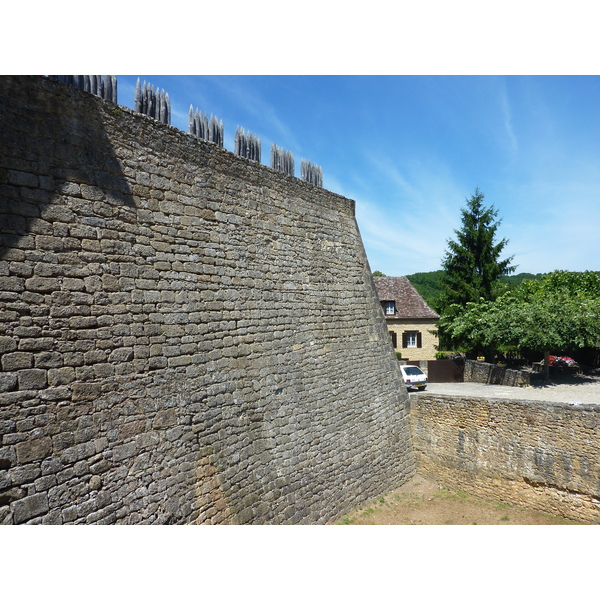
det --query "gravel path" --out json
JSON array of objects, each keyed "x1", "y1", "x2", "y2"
[{"x1": 414, "y1": 371, "x2": 600, "y2": 404}]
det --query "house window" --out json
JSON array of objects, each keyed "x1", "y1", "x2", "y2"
[
  {"x1": 384, "y1": 301, "x2": 395, "y2": 315},
  {"x1": 390, "y1": 331, "x2": 397, "y2": 348},
  {"x1": 402, "y1": 331, "x2": 422, "y2": 349}
]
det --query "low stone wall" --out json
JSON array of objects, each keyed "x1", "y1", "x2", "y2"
[
  {"x1": 410, "y1": 393, "x2": 600, "y2": 523},
  {"x1": 464, "y1": 359, "x2": 530, "y2": 387}
]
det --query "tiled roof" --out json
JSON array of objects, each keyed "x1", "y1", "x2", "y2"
[{"x1": 373, "y1": 276, "x2": 439, "y2": 319}]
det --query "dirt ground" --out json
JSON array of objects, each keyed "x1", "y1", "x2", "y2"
[{"x1": 335, "y1": 474, "x2": 585, "y2": 525}]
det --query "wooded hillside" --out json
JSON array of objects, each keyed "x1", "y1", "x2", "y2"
[{"x1": 404, "y1": 270, "x2": 545, "y2": 310}]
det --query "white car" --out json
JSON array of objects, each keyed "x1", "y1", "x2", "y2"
[{"x1": 400, "y1": 365, "x2": 427, "y2": 391}]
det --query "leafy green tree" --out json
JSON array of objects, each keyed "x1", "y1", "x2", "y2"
[
  {"x1": 438, "y1": 188, "x2": 515, "y2": 350},
  {"x1": 372, "y1": 270, "x2": 386, "y2": 277},
  {"x1": 446, "y1": 271, "x2": 600, "y2": 377}
]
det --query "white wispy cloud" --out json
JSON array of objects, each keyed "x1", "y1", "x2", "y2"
[
  {"x1": 209, "y1": 77, "x2": 300, "y2": 151},
  {"x1": 498, "y1": 81, "x2": 518, "y2": 158},
  {"x1": 351, "y1": 150, "x2": 466, "y2": 275}
]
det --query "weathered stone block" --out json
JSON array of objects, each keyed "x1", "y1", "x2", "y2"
[
  {"x1": 16, "y1": 437, "x2": 52, "y2": 464},
  {"x1": 25, "y1": 276, "x2": 61, "y2": 293},
  {"x1": 8, "y1": 170, "x2": 38, "y2": 188},
  {"x1": 47, "y1": 367, "x2": 76, "y2": 386},
  {"x1": 11, "y1": 464, "x2": 41, "y2": 485},
  {"x1": 18, "y1": 368, "x2": 47, "y2": 390},
  {"x1": 71, "y1": 382, "x2": 101, "y2": 401},
  {"x1": 148, "y1": 356, "x2": 167, "y2": 369},
  {"x1": 83, "y1": 350, "x2": 106, "y2": 365},
  {"x1": 60, "y1": 441, "x2": 96, "y2": 465},
  {"x1": 19, "y1": 338, "x2": 54, "y2": 352},
  {"x1": 89, "y1": 475, "x2": 102, "y2": 491},
  {"x1": 35, "y1": 352, "x2": 64, "y2": 368},
  {"x1": 152, "y1": 408, "x2": 178, "y2": 430},
  {"x1": 35, "y1": 474, "x2": 58, "y2": 492},
  {"x1": 0, "y1": 471, "x2": 11, "y2": 491},
  {"x1": 89, "y1": 460, "x2": 112, "y2": 475},
  {"x1": 112, "y1": 442, "x2": 138, "y2": 462},
  {"x1": 2, "y1": 352, "x2": 33, "y2": 370},
  {"x1": 0, "y1": 277, "x2": 25, "y2": 292},
  {"x1": 69, "y1": 316, "x2": 98, "y2": 329},
  {"x1": 0, "y1": 372, "x2": 18, "y2": 392},
  {"x1": 41, "y1": 510, "x2": 63, "y2": 524}
]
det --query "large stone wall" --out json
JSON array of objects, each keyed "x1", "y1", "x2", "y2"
[
  {"x1": 410, "y1": 394, "x2": 600, "y2": 523},
  {"x1": 0, "y1": 75, "x2": 415, "y2": 524}
]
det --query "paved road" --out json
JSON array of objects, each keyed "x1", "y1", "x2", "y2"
[{"x1": 411, "y1": 374, "x2": 600, "y2": 405}]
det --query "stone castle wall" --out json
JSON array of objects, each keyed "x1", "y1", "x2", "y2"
[
  {"x1": 410, "y1": 393, "x2": 600, "y2": 523},
  {"x1": 0, "y1": 75, "x2": 415, "y2": 524}
]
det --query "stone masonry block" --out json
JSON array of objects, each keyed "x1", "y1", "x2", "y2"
[
  {"x1": 2, "y1": 352, "x2": 33, "y2": 371},
  {"x1": 16, "y1": 437, "x2": 53, "y2": 464},
  {"x1": 25, "y1": 276, "x2": 61, "y2": 293},
  {"x1": 47, "y1": 367, "x2": 76, "y2": 386},
  {"x1": 7, "y1": 170, "x2": 38, "y2": 188},
  {"x1": 13, "y1": 492, "x2": 49, "y2": 524},
  {"x1": 0, "y1": 276, "x2": 25, "y2": 292},
  {"x1": 0, "y1": 372, "x2": 18, "y2": 392},
  {"x1": 71, "y1": 382, "x2": 101, "y2": 401},
  {"x1": 18, "y1": 369, "x2": 47, "y2": 390},
  {"x1": 0, "y1": 336, "x2": 18, "y2": 353}
]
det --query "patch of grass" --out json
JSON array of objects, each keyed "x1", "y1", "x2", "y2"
[
  {"x1": 434, "y1": 488, "x2": 468, "y2": 500},
  {"x1": 379, "y1": 497, "x2": 385, "y2": 504},
  {"x1": 500, "y1": 515, "x2": 510, "y2": 521}
]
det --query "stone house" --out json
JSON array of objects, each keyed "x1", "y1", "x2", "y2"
[{"x1": 373, "y1": 276, "x2": 440, "y2": 361}]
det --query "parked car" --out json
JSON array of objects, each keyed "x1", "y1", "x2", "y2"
[{"x1": 400, "y1": 365, "x2": 427, "y2": 391}]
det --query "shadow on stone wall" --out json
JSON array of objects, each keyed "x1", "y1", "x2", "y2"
[{"x1": 0, "y1": 76, "x2": 134, "y2": 260}]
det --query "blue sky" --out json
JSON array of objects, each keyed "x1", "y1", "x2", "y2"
[
  {"x1": 115, "y1": 75, "x2": 600, "y2": 277},
  {"x1": 10, "y1": 2, "x2": 600, "y2": 278}
]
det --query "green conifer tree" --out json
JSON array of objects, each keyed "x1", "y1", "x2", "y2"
[
  {"x1": 438, "y1": 188, "x2": 515, "y2": 351},
  {"x1": 441, "y1": 188, "x2": 515, "y2": 305}
]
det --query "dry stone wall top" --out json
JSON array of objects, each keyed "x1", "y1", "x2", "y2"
[{"x1": 0, "y1": 76, "x2": 414, "y2": 524}]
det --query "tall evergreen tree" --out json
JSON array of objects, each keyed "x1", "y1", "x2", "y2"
[
  {"x1": 438, "y1": 188, "x2": 515, "y2": 351},
  {"x1": 440, "y1": 188, "x2": 515, "y2": 306}
]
